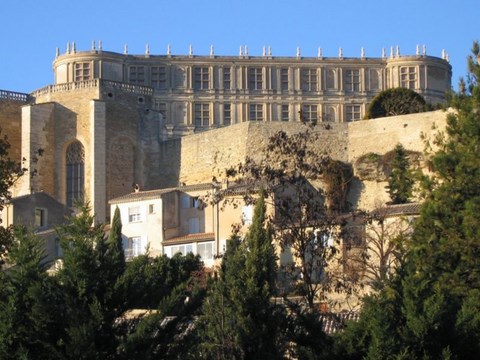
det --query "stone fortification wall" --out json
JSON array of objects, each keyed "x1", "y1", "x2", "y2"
[
  {"x1": 17, "y1": 103, "x2": 56, "y2": 198},
  {"x1": 348, "y1": 110, "x2": 447, "y2": 161},
  {"x1": 347, "y1": 110, "x2": 448, "y2": 209},
  {"x1": 102, "y1": 87, "x2": 154, "y2": 203},
  {"x1": 0, "y1": 98, "x2": 24, "y2": 164},
  {"x1": 34, "y1": 87, "x2": 100, "y2": 205},
  {"x1": 160, "y1": 121, "x2": 348, "y2": 187},
  {"x1": 25, "y1": 84, "x2": 159, "y2": 220},
  {"x1": 164, "y1": 110, "x2": 447, "y2": 211}
]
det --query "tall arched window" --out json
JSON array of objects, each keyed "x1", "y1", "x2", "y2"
[{"x1": 66, "y1": 141, "x2": 85, "y2": 207}]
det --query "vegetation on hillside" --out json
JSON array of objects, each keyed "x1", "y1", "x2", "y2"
[{"x1": 365, "y1": 87, "x2": 427, "y2": 119}]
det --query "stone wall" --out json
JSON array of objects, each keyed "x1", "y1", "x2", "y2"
[
  {"x1": 159, "y1": 121, "x2": 349, "y2": 187},
  {"x1": 347, "y1": 110, "x2": 448, "y2": 209},
  {"x1": 161, "y1": 110, "x2": 448, "y2": 211},
  {"x1": 0, "y1": 98, "x2": 23, "y2": 163}
]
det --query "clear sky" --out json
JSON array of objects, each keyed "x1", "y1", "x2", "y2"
[{"x1": 1, "y1": 0, "x2": 477, "y2": 93}]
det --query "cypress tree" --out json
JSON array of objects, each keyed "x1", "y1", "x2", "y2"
[
  {"x1": 107, "y1": 206, "x2": 125, "y2": 279},
  {"x1": 386, "y1": 143, "x2": 414, "y2": 204},
  {"x1": 201, "y1": 192, "x2": 285, "y2": 359},
  {"x1": 335, "y1": 41, "x2": 480, "y2": 360},
  {"x1": 0, "y1": 227, "x2": 65, "y2": 360}
]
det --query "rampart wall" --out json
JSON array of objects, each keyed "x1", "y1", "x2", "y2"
[
  {"x1": 0, "y1": 96, "x2": 25, "y2": 164},
  {"x1": 158, "y1": 121, "x2": 348, "y2": 187},
  {"x1": 165, "y1": 110, "x2": 448, "y2": 210}
]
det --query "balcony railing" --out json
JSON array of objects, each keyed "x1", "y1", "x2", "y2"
[
  {"x1": 30, "y1": 79, "x2": 154, "y2": 98},
  {"x1": 0, "y1": 89, "x2": 30, "y2": 102}
]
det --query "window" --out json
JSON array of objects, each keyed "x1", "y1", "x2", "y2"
[
  {"x1": 345, "y1": 69, "x2": 360, "y2": 92},
  {"x1": 66, "y1": 141, "x2": 85, "y2": 208},
  {"x1": 34, "y1": 208, "x2": 47, "y2": 228},
  {"x1": 302, "y1": 104, "x2": 318, "y2": 123},
  {"x1": 326, "y1": 69, "x2": 336, "y2": 90},
  {"x1": 249, "y1": 67, "x2": 263, "y2": 91},
  {"x1": 124, "y1": 236, "x2": 146, "y2": 259},
  {"x1": 242, "y1": 205, "x2": 253, "y2": 225},
  {"x1": 194, "y1": 66, "x2": 210, "y2": 90},
  {"x1": 194, "y1": 103, "x2": 210, "y2": 127},
  {"x1": 281, "y1": 104, "x2": 289, "y2": 121},
  {"x1": 151, "y1": 66, "x2": 167, "y2": 89},
  {"x1": 169, "y1": 244, "x2": 193, "y2": 256},
  {"x1": 129, "y1": 66, "x2": 145, "y2": 84},
  {"x1": 128, "y1": 206, "x2": 141, "y2": 222},
  {"x1": 197, "y1": 242, "x2": 214, "y2": 261},
  {"x1": 181, "y1": 195, "x2": 201, "y2": 208},
  {"x1": 323, "y1": 106, "x2": 337, "y2": 122},
  {"x1": 280, "y1": 68, "x2": 289, "y2": 91},
  {"x1": 74, "y1": 62, "x2": 91, "y2": 82},
  {"x1": 149, "y1": 204, "x2": 154, "y2": 214},
  {"x1": 346, "y1": 105, "x2": 362, "y2": 122},
  {"x1": 223, "y1": 103, "x2": 231, "y2": 125},
  {"x1": 400, "y1": 66, "x2": 416, "y2": 89},
  {"x1": 301, "y1": 68, "x2": 317, "y2": 91},
  {"x1": 223, "y1": 67, "x2": 231, "y2": 90},
  {"x1": 314, "y1": 230, "x2": 334, "y2": 248},
  {"x1": 191, "y1": 197, "x2": 200, "y2": 208},
  {"x1": 153, "y1": 101, "x2": 167, "y2": 119},
  {"x1": 249, "y1": 104, "x2": 263, "y2": 121},
  {"x1": 369, "y1": 69, "x2": 380, "y2": 90}
]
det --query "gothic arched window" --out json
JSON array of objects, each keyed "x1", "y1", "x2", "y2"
[{"x1": 66, "y1": 141, "x2": 85, "y2": 207}]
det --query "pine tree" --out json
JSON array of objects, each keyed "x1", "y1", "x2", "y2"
[
  {"x1": 386, "y1": 143, "x2": 414, "y2": 204},
  {"x1": 201, "y1": 192, "x2": 285, "y2": 359},
  {"x1": 57, "y1": 202, "x2": 120, "y2": 358},
  {"x1": 0, "y1": 227, "x2": 65, "y2": 360},
  {"x1": 107, "y1": 206, "x2": 126, "y2": 279},
  {"x1": 335, "y1": 41, "x2": 480, "y2": 360},
  {"x1": 0, "y1": 131, "x2": 26, "y2": 262},
  {"x1": 237, "y1": 193, "x2": 282, "y2": 359},
  {"x1": 399, "y1": 41, "x2": 480, "y2": 358}
]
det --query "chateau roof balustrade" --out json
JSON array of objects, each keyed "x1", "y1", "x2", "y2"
[
  {"x1": 30, "y1": 79, "x2": 154, "y2": 98},
  {"x1": 0, "y1": 89, "x2": 30, "y2": 102}
]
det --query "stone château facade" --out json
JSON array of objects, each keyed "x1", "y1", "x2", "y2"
[
  {"x1": 0, "y1": 45, "x2": 451, "y2": 222},
  {"x1": 50, "y1": 45, "x2": 451, "y2": 136}
]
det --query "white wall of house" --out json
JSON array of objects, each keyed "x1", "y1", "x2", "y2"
[{"x1": 111, "y1": 198, "x2": 164, "y2": 258}]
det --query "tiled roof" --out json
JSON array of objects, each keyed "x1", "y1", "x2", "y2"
[
  {"x1": 373, "y1": 202, "x2": 422, "y2": 217},
  {"x1": 319, "y1": 311, "x2": 360, "y2": 334},
  {"x1": 163, "y1": 232, "x2": 216, "y2": 244},
  {"x1": 108, "y1": 183, "x2": 215, "y2": 204}
]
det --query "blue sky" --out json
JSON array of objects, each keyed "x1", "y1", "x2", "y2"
[{"x1": 1, "y1": 0, "x2": 477, "y2": 93}]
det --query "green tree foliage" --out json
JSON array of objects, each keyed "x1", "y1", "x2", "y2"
[
  {"x1": 336, "y1": 41, "x2": 480, "y2": 360},
  {"x1": 201, "y1": 193, "x2": 286, "y2": 359},
  {"x1": 386, "y1": 144, "x2": 414, "y2": 204},
  {"x1": 0, "y1": 202, "x2": 205, "y2": 359},
  {"x1": 0, "y1": 130, "x2": 26, "y2": 261},
  {"x1": 107, "y1": 206, "x2": 126, "y2": 283},
  {"x1": 117, "y1": 252, "x2": 203, "y2": 309},
  {"x1": 365, "y1": 87, "x2": 426, "y2": 119},
  {"x1": 56, "y1": 202, "x2": 121, "y2": 359},
  {"x1": 0, "y1": 227, "x2": 65, "y2": 360},
  {"x1": 119, "y1": 275, "x2": 207, "y2": 360}
]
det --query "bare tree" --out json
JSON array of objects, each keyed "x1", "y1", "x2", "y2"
[
  {"x1": 343, "y1": 204, "x2": 414, "y2": 291},
  {"x1": 212, "y1": 127, "x2": 356, "y2": 311}
]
